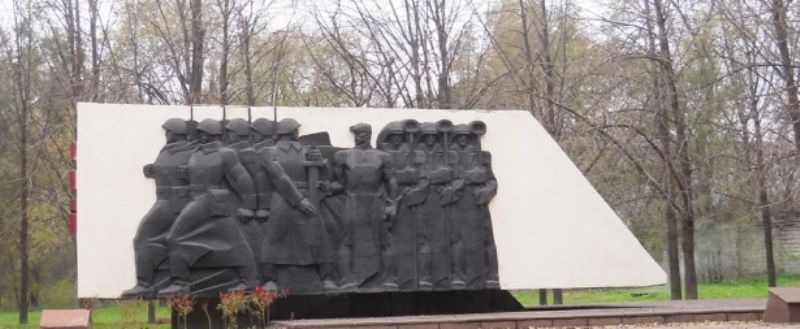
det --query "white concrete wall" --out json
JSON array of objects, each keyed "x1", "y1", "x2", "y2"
[{"x1": 76, "y1": 103, "x2": 666, "y2": 298}]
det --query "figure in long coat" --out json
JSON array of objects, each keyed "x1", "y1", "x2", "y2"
[
  {"x1": 325, "y1": 123, "x2": 399, "y2": 291},
  {"x1": 158, "y1": 119, "x2": 259, "y2": 296},
  {"x1": 447, "y1": 122, "x2": 499, "y2": 289},
  {"x1": 258, "y1": 118, "x2": 335, "y2": 293},
  {"x1": 122, "y1": 118, "x2": 196, "y2": 298},
  {"x1": 224, "y1": 118, "x2": 265, "y2": 282},
  {"x1": 249, "y1": 118, "x2": 277, "y2": 218}
]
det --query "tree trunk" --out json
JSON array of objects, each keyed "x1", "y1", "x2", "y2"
[
  {"x1": 408, "y1": 0, "x2": 425, "y2": 108},
  {"x1": 538, "y1": 0, "x2": 558, "y2": 138},
  {"x1": 770, "y1": 0, "x2": 800, "y2": 155},
  {"x1": 239, "y1": 2, "x2": 255, "y2": 110},
  {"x1": 13, "y1": 2, "x2": 33, "y2": 323},
  {"x1": 18, "y1": 106, "x2": 29, "y2": 324},
  {"x1": 432, "y1": 0, "x2": 451, "y2": 109},
  {"x1": 553, "y1": 289, "x2": 563, "y2": 305},
  {"x1": 518, "y1": 0, "x2": 538, "y2": 118},
  {"x1": 645, "y1": 0, "x2": 681, "y2": 299},
  {"x1": 89, "y1": 0, "x2": 100, "y2": 101},
  {"x1": 653, "y1": 0, "x2": 697, "y2": 299},
  {"x1": 753, "y1": 104, "x2": 777, "y2": 287},
  {"x1": 190, "y1": 0, "x2": 205, "y2": 104},
  {"x1": 218, "y1": 0, "x2": 231, "y2": 106},
  {"x1": 73, "y1": 0, "x2": 85, "y2": 101},
  {"x1": 148, "y1": 300, "x2": 156, "y2": 323}
]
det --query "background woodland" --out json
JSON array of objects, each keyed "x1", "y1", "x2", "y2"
[{"x1": 1, "y1": 0, "x2": 800, "y2": 323}]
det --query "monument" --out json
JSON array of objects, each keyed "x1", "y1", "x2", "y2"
[{"x1": 75, "y1": 104, "x2": 666, "y2": 325}]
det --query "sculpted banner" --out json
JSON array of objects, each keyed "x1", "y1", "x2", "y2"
[{"x1": 122, "y1": 117, "x2": 500, "y2": 297}]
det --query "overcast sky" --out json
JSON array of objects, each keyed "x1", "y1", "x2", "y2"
[{"x1": 0, "y1": 0, "x2": 610, "y2": 47}]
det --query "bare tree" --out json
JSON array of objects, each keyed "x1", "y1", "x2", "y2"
[
  {"x1": 652, "y1": 0, "x2": 697, "y2": 299},
  {"x1": 190, "y1": 0, "x2": 205, "y2": 104},
  {"x1": 214, "y1": 0, "x2": 237, "y2": 109},
  {"x1": 88, "y1": 0, "x2": 100, "y2": 101},
  {"x1": 643, "y1": 0, "x2": 681, "y2": 300},
  {"x1": 719, "y1": 0, "x2": 780, "y2": 287},
  {"x1": 149, "y1": 0, "x2": 207, "y2": 104},
  {"x1": 7, "y1": 0, "x2": 36, "y2": 323},
  {"x1": 768, "y1": 0, "x2": 800, "y2": 155}
]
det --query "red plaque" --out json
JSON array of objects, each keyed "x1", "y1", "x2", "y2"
[
  {"x1": 40, "y1": 309, "x2": 90, "y2": 329},
  {"x1": 68, "y1": 213, "x2": 77, "y2": 238}
]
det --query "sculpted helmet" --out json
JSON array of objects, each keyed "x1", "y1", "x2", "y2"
[
  {"x1": 377, "y1": 121, "x2": 404, "y2": 145},
  {"x1": 277, "y1": 118, "x2": 301, "y2": 135},
  {"x1": 469, "y1": 120, "x2": 487, "y2": 136},
  {"x1": 453, "y1": 124, "x2": 471, "y2": 136},
  {"x1": 436, "y1": 119, "x2": 453, "y2": 133},
  {"x1": 251, "y1": 118, "x2": 275, "y2": 136},
  {"x1": 350, "y1": 123, "x2": 372, "y2": 134},
  {"x1": 162, "y1": 118, "x2": 188, "y2": 135},
  {"x1": 419, "y1": 122, "x2": 438, "y2": 136},
  {"x1": 225, "y1": 118, "x2": 250, "y2": 136},
  {"x1": 197, "y1": 119, "x2": 223, "y2": 135},
  {"x1": 403, "y1": 119, "x2": 420, "y2": 134}
]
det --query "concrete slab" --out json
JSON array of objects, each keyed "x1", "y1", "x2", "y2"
[{"x1": 76, "y1": 103, "x2": 666, "y2": 298}]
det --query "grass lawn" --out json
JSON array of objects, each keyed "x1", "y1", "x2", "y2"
[
  {"x1": 513, "y1": 275, "x2": 800, "y2": 307},
  {"x1": 0, "y1": 303, "x2": 171, "y2": 329}
]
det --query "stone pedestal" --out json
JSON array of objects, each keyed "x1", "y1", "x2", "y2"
[
  {"x1": 175, "y1": 290, "x2": 523, "y2": 329},
  {"x1": 763, "y1": 288, "x2": 800, "y2": 323}
]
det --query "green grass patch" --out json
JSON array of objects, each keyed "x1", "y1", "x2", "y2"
[
  {"x1": 0, "y1": 304, "x2": 170, "y2": 329},
  {"x1": 513, "y1": 275, "x2": 800, "y2": 307}
]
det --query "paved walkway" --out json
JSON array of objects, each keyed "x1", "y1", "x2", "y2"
[
  {"x1": 589, "y1": 322, "x2": 795, "y2": 329},
  {"x1": 273, "y1": 299, "x2": 777, "y2": 328}
]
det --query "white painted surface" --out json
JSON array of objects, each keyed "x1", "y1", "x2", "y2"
[{"x1": 76, "y1": 103, "x2": 666, "y2": 298}]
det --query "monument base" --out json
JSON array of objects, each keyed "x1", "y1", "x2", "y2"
[
  {"x1": 763, "y1": 287, "x2": 800, "y2": 322},
  {"x1": 174, "y1": 290, "x2": 523, "y2": 328}
]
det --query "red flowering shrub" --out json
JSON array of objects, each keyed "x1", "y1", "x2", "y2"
[
  {"x1": 249, "y1": 286, "x2": 290, "y2": 328},
  {"x1": 218, "y1": 289, "x2": 248, "y2": 328}
]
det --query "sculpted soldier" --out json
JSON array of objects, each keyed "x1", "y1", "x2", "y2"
[
  {"x1": 415, "y1": 121, "x2": 456, "y2": 290},
  {"x1": 158, "y1": 119, "x2": 259, "y2": 296},
  {"x1": 122, "y1": 118, "x2": 196, "y2": 298},
  {"x1": 258, "y1": 118, "x2": 334, "y2": 293},
  {"x1": 223, "y1": 118, "x2": 266, "y2": 282},
  {"x1": 250, "y1": 118, "x2": 276, "y2": 148},
  {"x1": 224, "y1": 118, "x2": 251, "y2": 151},
  {"x1": 447, "y1": 122, "x2": 499, "y2": 289},
  {"x1": 324, "y1": 123, "x2": 399, "y2": 291},
  {"x1": 249, "y1": 118, "x2": 277, "y2": 219},
  {"x1": 377, "y1": 120, "x2": 425, "y2": 291}
]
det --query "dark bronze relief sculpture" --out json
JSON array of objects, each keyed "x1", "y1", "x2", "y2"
[
  {"x1": 124, "y1": 117, "x2": 500, "y2": 298},
  {"x1": 326, "y1": 123, "x2": 400, "y2": 292},
  {"x1": 258, "y1": 118, "x2": 336, "y2": 294},
  {"x1": 448, "y1": 122, "x2": 500, "y2": 290},
  {"x1": 123, "y1": 119, "x2": 196, "y2": 298}
]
